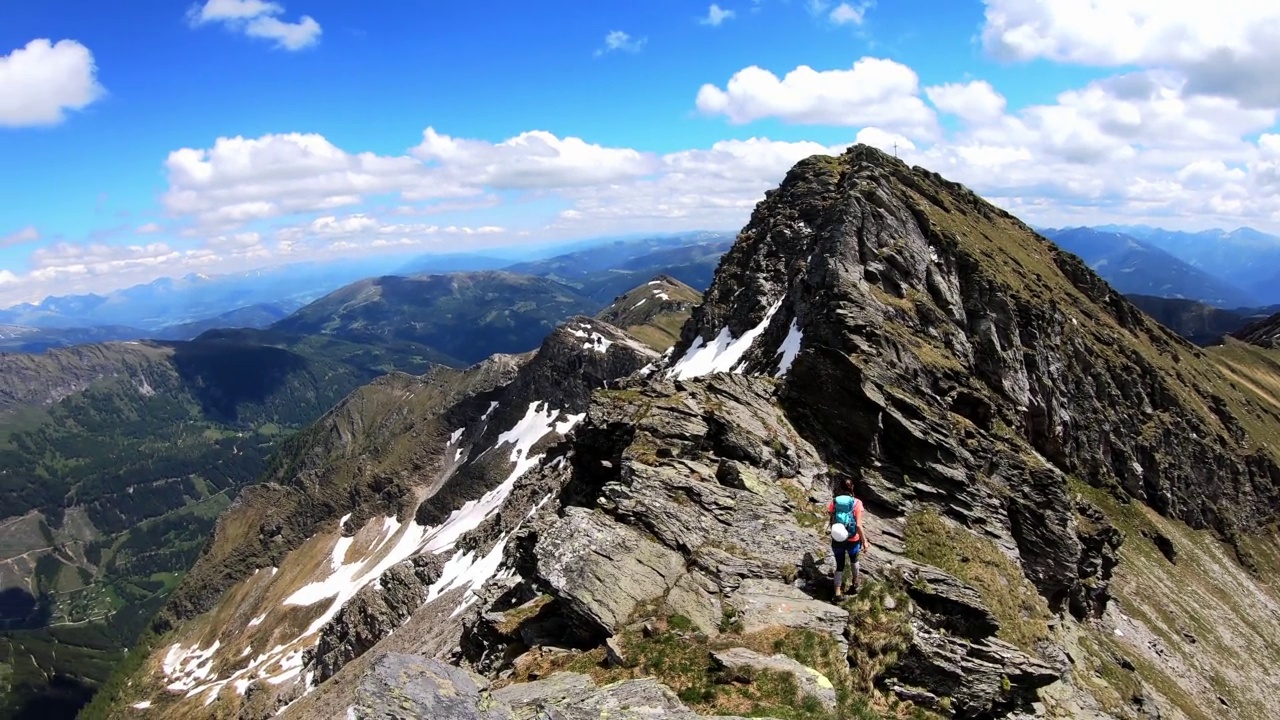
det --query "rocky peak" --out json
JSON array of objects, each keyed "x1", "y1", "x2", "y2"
[{"x1": 668, "y1": 143, "x2": 1279, "y2": 542}]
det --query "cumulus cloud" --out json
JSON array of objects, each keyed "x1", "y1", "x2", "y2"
[
  {"x1": 412, "y1": 128, "x2": 658, "y2": 189},
  {"x1": 595, "y1": 31, "x2": 646, "y2": 56},
  {"x1": 0, "y1": 39, "x2": 105, "y2": 127},
  {"x1": 981, "y1": 0, "x2": 1280, "y2": 107},
  {"x1": 700, "y1": 4, "x2": 735, "y2": 26},
  {"x1": 161, "y1": 132, "x2": 444, "y2": 226},
  {"x1": 1, "y1": 226, "x2": 40, "y2": 248},
  {"x1": 136, "y1": 222, "x2": 163, "y2": 234},
  {"x1": 695, "y1": 58, "x2": 937, "y2": 136},
  {"x1": 925, "y1": 80, "x2": 1007, "y2": 123},
  {"x1": 188, "y1": 0, "x2": 322, "y2": 51}
]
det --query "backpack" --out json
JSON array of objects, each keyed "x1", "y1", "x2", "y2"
[{"x1": 833, "y1": 495, "x2": 860, "y2": 542}]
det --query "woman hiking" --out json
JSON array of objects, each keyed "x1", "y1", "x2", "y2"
[{"x1": 828, "y1": 477, "x2": 867, "y2": 599}]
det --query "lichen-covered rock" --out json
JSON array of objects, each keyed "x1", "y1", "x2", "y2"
[
  {"x1": 711, "y1": 647, "x2": 838, "y2": 711},
  {"x1": 883, "y1": 622, "x2": 1060, "y2": 718},
  {"x1": 493, "y1": 672, "x2": 772, "y2": 720},
  {"x1": 534, "y1": 507, "x2": 686, "y2": 636},
  {"x1": 346, "y1": 653, "x2": 510, "y2": 720},
  {"x1": 724, "y1": 579, "x2": 849, "y2": 640}
]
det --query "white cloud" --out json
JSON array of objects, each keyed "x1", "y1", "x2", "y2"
[
  {"x1": 981, "y1": 0, "x2": 1280, "y2": 107},
  {"x1": 0, "y1": 39, "x2": 105, "y2": 127},
  {"x1": 925, "y1": 80, "x2": 1007, "y2": 123},
  {"x1": 188, "y1": 0, "x2": 321, "y2": 51},
  {"x1": 700, "y1": 4, "x2": 735, "y2": 26},
  {"x1": 162, "y1": 132, "x2": 447, "y2": 226},
  {"x1": 412, "y1": 128, "x2": 657, "y2": 189},
  {"x1": 15, "y1": 41, "x2": 1280, "y2": 306},
  {"x1": 695, "y1": 58, "x2": 937, "y2": 137},
  {"x1": 136, "y1": 222, "x2": 163, "y2": 234},
  {"x1": 829, "y1": 1, "x2": 872, "y2": 25},
  {"x1": 595, "y1": 31, "x2": 646, "y2": 56},
  {"x1": 1, "y1": 226, "x2": 40, "y2": 248},
  {"x1": 0, "y1": 270, "x2": 16, "y2": 285}
]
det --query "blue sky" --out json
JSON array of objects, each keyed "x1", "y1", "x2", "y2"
[{"x1": 2, "y1": 0, "x2": 1279, "y2": 305}]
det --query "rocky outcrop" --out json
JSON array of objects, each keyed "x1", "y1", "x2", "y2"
[
  {"x1": 344, "y1": 653, "x2": 779, "y2": 720},
  {"x1": 533, "y1": 507, "x2": 687, "y2": 636},
  {"x1": 493, "y1": 671, "x2": 769, "y2": 720},
  {"x1": 884, "y1": 623, "x2": 1059, "y2": 718},
  {"x1": 710, "y1": 647, "x2": 837, "y2": 711},
  {"x1": 1232, "y1": 310, "x2": 1280, "y2": 348},
  {"x1": 677, "y1": 145, "x2": 1280, "y2": 542},
  {"x1": 344, "y1": 654, "x2": 509, "y2": 720},
  {"x1": 311, "y1": 554, "x2": 446, "y2": 682}
]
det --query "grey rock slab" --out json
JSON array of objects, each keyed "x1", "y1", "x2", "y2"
[
  {"x1": 711, "y1": 646, "x2": 838, "y2": 711},
  {"x1": 534, "y1": 506, "x2": 686, "y2": 635},
  {"x1": 346, "y1": 653, "x2": 511, "y2": 720},
  {"x1": 724, "y1": 578, "x2": 849, "y2": 644},
  {"x1": 495, "y1": 672, "x2": 772, "y2": 720}
]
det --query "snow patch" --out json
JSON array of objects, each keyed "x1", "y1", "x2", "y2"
[
  {"x1": 668, "y1": 298, "x2": 783, "y2": 380},
  {"x1": 583, "y1": 333, "x2": 613, "y2": 354},
  {"x1": 481, "y1": 401, "x2": 499, "y2": 421},
  {"x1": 448, "y1": 428, "x2": 464, "y2": 444},
  {"x1": 774, "y1": 319, "x2": 803, "y2": 378},
  {"x1": 131, "y1": 700, "x2": 152, "y2": 709},
  {"x1": 655, "y1": 291, "x2": 670, "y2": 301},
  {"x1": 633, "y1": 298, "x2": 647, "y2": 309},
  {"x1": 247, "y1": 614, "x2": 266, "y2": 628},
  {"x1": 157, "y1": 400, "x2": 585, "y2": 707}
]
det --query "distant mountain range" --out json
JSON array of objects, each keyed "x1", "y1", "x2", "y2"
[
  {"x1": 1090, "y1": 224, "x2": 1280, "y2": 304},
  {"x1": 1041, "y1": 227, "x2": 1261, "y2": 308},
  {"x1": 0, "y1": 232, "x2": 734, "y2": 348}
]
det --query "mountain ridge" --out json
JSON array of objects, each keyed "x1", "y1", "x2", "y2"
[{"x1": 94, "y1": 145, "x2": 1280, "y2": 720}]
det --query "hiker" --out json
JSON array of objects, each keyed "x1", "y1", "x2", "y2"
[{"x1": 828, "y1": 477, "x2": 867, "y2": 599}]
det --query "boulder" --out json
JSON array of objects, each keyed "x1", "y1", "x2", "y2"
[
  {"x1": 711, "y1": 647, "x2": 838, "y2": 711},
  {"x1": 346, "y1": 653, "x2": 510, "y2": 720},
  {"x1": 723, "y1": 578, "x2": 849, "y2": 644},
  {"x1": 493, "y1": 672, "x2": 772, "y2": 720},
  {"x1": 534, "y1": 507, "x2": 686, "y2": 636},
  {"x1": 884, "y1": 622, "x2": 1060, "y2": 718}
]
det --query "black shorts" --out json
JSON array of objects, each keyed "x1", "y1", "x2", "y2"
[{"x1": 832, "y1": 539, "x2": 861, "y2": 571}]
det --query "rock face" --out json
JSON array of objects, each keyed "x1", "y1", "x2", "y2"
[
  {"x1": 112, "y1": 146, "x2": 1280, "y2": 720},
  {"x1": 534, "y1": 507, "x2": 687, "y2": 636},
  {"x1": 680, "y1": 146, "x2": 1279, "y2": 542}
]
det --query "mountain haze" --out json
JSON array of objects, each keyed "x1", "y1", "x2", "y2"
[
  {"x1": 1096, "y1": 224, "x2": 1280, "y2": 302},
  {"x1": 1041, "y1": 227, "x2": 1258, "y2": 308},
  {"x1": 97, "y1": 146, "x2": 1280, "y2": 720}
]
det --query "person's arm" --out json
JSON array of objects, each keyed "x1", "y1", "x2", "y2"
[{"x1": 856, "y1": 504, "x2": 869, "y2": 549}]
